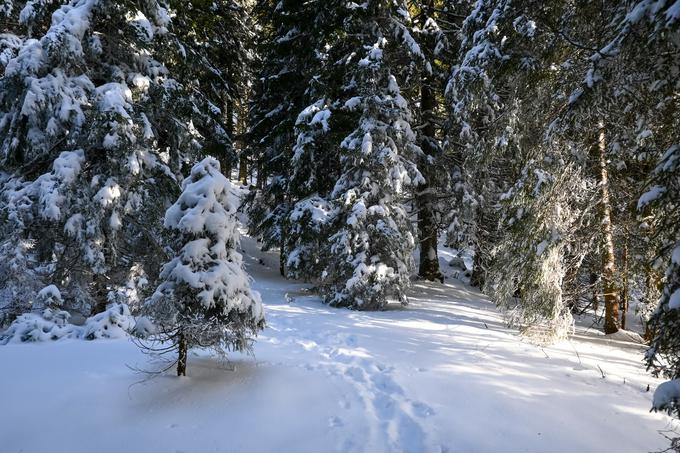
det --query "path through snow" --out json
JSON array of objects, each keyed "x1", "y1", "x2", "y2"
[{"x1": 0, "y1": 234, "x2": 674, "y2": 453}]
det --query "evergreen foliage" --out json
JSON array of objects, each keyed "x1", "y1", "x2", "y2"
[{"x1": 145, "y1": 157, "x2": 265, "y2": 376}]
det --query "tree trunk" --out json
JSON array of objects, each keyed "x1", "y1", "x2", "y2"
[
  {"x1": 256, "y1": 160, "x2": 265, "y2": 189},
  {"x1": 416, "y1": 0, "x2": 442, "y2": 282},
  {"x1": 470, "y1": 244, "x2": 485, "y2": 289},
  {"x1": 91, "y1": 274, "x2": 108, "y2": 315},
  {"x1": 590, "y1": 271, "x2": 599, "y2": 312},
  {"x1": 279, "y1": 222, "x2": 287, "y2": 278},
  {"x1": 594, "y1": 121, "x2": 619, "y2": 334},
  {"x1": 225, "y1": 99, "x2": 235, "y2": 179},
  {"x1": 239, "y1": 153, "x2": 248, "y2": 185},
  {"x1": 177, "y1": 332, "x2": 187, "y2": 377},
  {"x1": 643, "y1": 268, "x2": 661, "y2": 342},
  {"x1": 621, "y1": 238, "x2": 629, "y2": 330}
]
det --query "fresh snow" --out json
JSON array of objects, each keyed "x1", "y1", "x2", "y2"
[
  {"x1": 670, "y1": 288, "x2": 680, "y2": 310},
  {"x1": 0, "y1": 234, "x2": 673, "y2": 452},
  {"x1": 653, "y1": 379, "x2": 680, "y2": 412}
]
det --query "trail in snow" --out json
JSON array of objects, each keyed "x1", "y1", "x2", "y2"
[{"x1": 0, "y1": 232, "x2": 674, "y2": 453}]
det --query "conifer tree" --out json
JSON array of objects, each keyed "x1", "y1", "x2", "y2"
[
  {"x1": 0, "y1": 1, "x2": 251, "y2": 318},
  {"x1": 319, "y1": 1, "x2": 424, "y2": 309},
  {"x1": 247, "y1": 0, "x2": 325, "y2": 276},
  {"x1": 0, "y1": 0, "x2": 186, "y2": 316},
  {"x1": 145, "y1": 158, "x2": 265, "y2": 376}
]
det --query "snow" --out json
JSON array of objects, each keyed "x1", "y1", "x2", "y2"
[
  {"x1": 311, "y1": 109, "x2": 331, "y2": 132},
  {"x1": 669, "y1": 288, "x2": 680, "y2": 310},
  {"x1": 361, "y1": 132, "x2": 372, "y2": 155},
  {"x1": 605, "y1": 329, "x2": 645, "y2": 344},
  {"x1": 0, "y1": 303, "x2": 137, "y2": 344},
  {"x1": 37, "y1": 284, "x2": 62, "y2": 305},
  {"x1": 653, "y1": 379, "x2": 680, "y2": 412},
  {"x1": 667, "y1": 1, "x2": 680, "y2": 25},
  {"x1": 535, "y1": 240, "x2": 548, "y2": 256},
  {"x1": 638, "y1": 185, "x2": 666, "y2": 208},
  {"x1": 94, "y1": 178, "x2": 122, "y2": 207},
  {"x1": 0, "y1": 233, "x2": 672, "y2": 453},
  {"x1": 344, "y1": 96, "x2": 362, "y2": 110},
  {"x1": 35, "y1": 149, "x2": 86, "y2": 220}
]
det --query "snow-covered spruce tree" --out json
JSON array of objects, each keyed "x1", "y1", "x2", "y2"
[
  {"x1": 545, "y1": 0, "x2": 678, "y2": 338},
  {"x1": 0, "y1": 1, "x2": 182, "y2": 315},
  {"x1": 609, "y1": 2, "x2": 680, "y2": 433},
  {"x1": 488, "y1": 158, "x2": 595, "y2": 343},
  {"x1": 283, "y1": 99, "x2": 337, "y2": 282},
  {"x1": 444, "y1": 0, "x2": 520, "y2": 289},
  {"x1": 166, "y1": 0, "x2": 254, "y2": 173},
  {"x1": 246, "y1": 0, "x2": 327, "y2": 276},
  {"x1": 145, "y1": 158, "x2": 265, "y2": 376},
  {"x1": 409, "y1": 0, "x2": 455, "y2": 282},
  {"x1": 276, "y1": 2, "x2": 346, "y2": 282},
  {"x1": 444, "y1": 0, "x2": 605, "y2": 337},
  {"x1": 320, "y1": 1, "x2": 424, "y2": 310},
  {"x1": 0, "y1": 1, "x2": 247, "y2": 317}
]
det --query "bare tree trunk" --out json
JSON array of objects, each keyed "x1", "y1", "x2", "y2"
[
  {"x1": 643, "y1": 268, "x2": 661, "y2": 342},
  {"x1": 225, "y1": 99, "x2": 235, "y2": 179},
  {"x1": 416, "y1": 77, "x2": 442, "y2": 281},
  {"x1": 594, "y1": 121, "x2": 620, "y2": 334},
  {"x1": 621, "y1": 238, "x2": 629, "y2": 330},
  {"x1": 256, "y1": 161, "x2": 265, "y2": 189},
  {"x1": 590, "y1": 271, "x2": 599, "y2": 312},
  {"x1": 239, "y1": 153, "x2": 248, "y2": 185},
  {"x1": 279, "y1": 214, "x2": 287, "y2": 278},
  {"x1": 177, "y1": 332, "x2": 187, "y2": 377}
]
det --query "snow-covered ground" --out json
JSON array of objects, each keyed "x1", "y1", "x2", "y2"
[{"x1": 0, "y1": 235, "x2": 674, "y2": 453}]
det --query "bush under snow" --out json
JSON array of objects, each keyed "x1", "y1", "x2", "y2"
[
  {"x1": 0, "y1": 304, "x2": 152, "y2": 344},
  {"x1": 653, "y1": 379, "x2": 680, "y2": 416}
]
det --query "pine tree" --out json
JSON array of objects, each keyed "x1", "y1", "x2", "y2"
[
  {"x1": 411, "y1": 0, "x2": 453, "y2": 282},
  {"x1": 167, "y1": 0, "x2": 254, "y2": 173},
  {"x1": 145, "y1": 157, "x2": 265, "y2": 376},
  {"x1": 246, "y1": 0, "x2": 326, "y2": 276},
  {"x1": 320, "y1": 1, "x2": 424, "y2": 309},
  {"x1": 0, "y1": 0, "x2": 182, "y2": 316},
  {"x1": 444, "y1": 0, "x2": 604, "y2": 337},
  {"x1": 276, "y1": 2, "x2": 345, "y2": 282},
  {"x1": 0, "y1": 1, "x2": 250, "y2": 318}
]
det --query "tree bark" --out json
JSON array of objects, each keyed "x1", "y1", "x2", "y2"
[
  {"x1": 177, "y1": 332, "x2": 187, "y2": 377},
  {"x1": 239, "y1": 153, "x2": 248, "y2": 185},
  {"x1": 594, "y1": 121, "x2": 619, "y2": 334},
  {"x1": 590, "y1": 271, "x2": 599, "y2": 312},
  {"x1": 225, "y1": 99, "x2": 235, "y2": 179},
  {"x1": 621, "y1": 238, "x2": 629, "y2": 330}
]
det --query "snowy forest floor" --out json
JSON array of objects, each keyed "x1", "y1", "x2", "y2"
[{"x1": 0, "y1": 232, "x2": 675, "y2": 453}]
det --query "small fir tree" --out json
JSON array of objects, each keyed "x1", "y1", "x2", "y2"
[{"x1": 145, "y1": 157, "x2": 265, "y2": 376}]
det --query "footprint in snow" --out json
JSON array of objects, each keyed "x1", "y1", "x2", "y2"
[
  {"x1": 396, "y1": 413, "x2": 427, "y2": 453},
  {"x1": 343, "y1": 334, "x2": 358, "y2": 347},
  {"x1": 411, "y1": 401, "x2": 435, "y2": 418},
  {"x1": 370, "y1": 373, "x2": 404, "y2": 395},
  {"x1": 373, "y1": 393, "x2": 397, "y2": 420},
  {"x1": 345, "y1": 366, "x2": 367, "y2": 383}
]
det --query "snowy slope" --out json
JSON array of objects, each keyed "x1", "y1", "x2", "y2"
[{"x1": 0, "y1": 234, "x2": 673, "y2": 453}]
